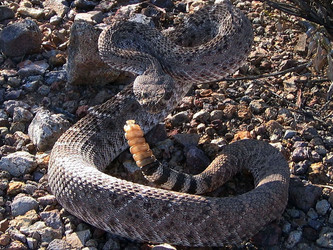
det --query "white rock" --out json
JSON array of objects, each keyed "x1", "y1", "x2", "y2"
[{"x1": 0, "y1": 151, "x2": 36, "y2": 177}]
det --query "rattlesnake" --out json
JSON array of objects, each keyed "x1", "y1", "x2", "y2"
[{"x1": 48, "y1": 1, "x2": 290, "y2": 247}]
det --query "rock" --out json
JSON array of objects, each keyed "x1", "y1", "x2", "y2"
[
  {"x1": 4, "y1": 90, "x2": 23, "y2": 100},
  {"x1": 47, "y1": 239, "x2": 72, "y2": 250},
  {"x1": 316, "y1": 231, "x2": 333, "y2": 248},
  {"x1": 0, "y1": 219, "x2": 9, "y2": 233},
  {"x1": 316, "y1": 199, "x2": 331, "y2": 215},
  {"x1": 26, "y1": 237, "x2": 37, "y2": 249},
  {"x1": 173, "y1": 133, "x2": 200, "y2": 147},
  {"x1": 0, "y1": 19, "x2": 42, "y2": 57},
  {"x1": 44, "y1": 70, "x2": 67, "y2": 85},
  {"x1": 4, "y1": 100, "x2": 30, "y2": 116},
  {"x1": 7, "y1": 181, "x2": 24, "y2": 195},
  {"x1": 44, "y1": 0, "x2": 69, "y2": 17},
  {"x1": 249, "y1": 99, "x2": 266, "y2": 114},
  {"x1": 66, "y1": 229, "x2": 91, "y2": 248},
  {"x1": 324, "y1": 152, "x2": 333, "y2": 165},
  {"x1": 308, "y1": 219, "x2": 322, "y2": 230},
  {"x1": 13, "y1": 107, "x2": 33, "y2": 123},
  {"x1": 10, "y1": 210, "x2": 39, "y2": 229},
  {"x1": 17, "y1": 7, "x2": 44, "y2": 19},
  {"x1": 73, "y1": 0, "x2": 98, "y2": 10},
  {"x1": 7, "y1": 240, "x2": 27, "y2": 250},
  {"x1": 193, "y1": 110, "x2": 210, "y2": 123},
  {"x1": 169, "y1": 111, "x2": 190, "y2": 127},
  {"x1": 294, "y1": 33, "x2": 307, "y2": 54},
  {"x1": 66, "y1": 21, "x2": 120, "y2": 85},
  {"x1": 0, "y1": 6, "x2": 15, "y2": 21},
  {"x1": 285, "y1": 230, "x2": 302, "y2": 248},
  {"x1": 184, "y1": 145, "x2": 210, "y2": 173},
  {"x1": 37, "y1": 194, "x2": 57, "y2": 206},
  {"x1": 0, "y1": 151, "x2": 36, "y2": 177},
  {"x1": 284, "y1": 130, "x2": 297, "y2": 139},
  {"x1": 28, "y1": 109, "x2": 71, "y2": 151},
  {"x1": 40, "y1": 210, "x2": 64, "y2": 231},
  {"x1": 102, "y1": 238, "x2": 120, "y2": 250},
  {"x1": 74, "y1": 11, "x2": 104, "y2": 24},
  {"x1": 329, "y1": 210, "x2": 333, "y2": 224},
  {"x1": 291, "y1": 146, "x2": 310, "y2": 162},
  {"x1": 17, "y1": 60, "x2": 49, "y2": 77},
  {"x1": 210, "y1": 110, "x2": 223, "y2": 120},
  {"x1": 0, "y1": 233, "x2": 10, "y2": 246},
  {"x1": 11, "y1": 195, "x2": 39, "y2": 216},
  {"x1": 289, "y1": 177, "x2": 322, "y2": 211},
  {"x1": 223, "y1": 104, "x2": 237, "y2": 119},
  {"x1": 49, "y1": 15, "x2": 62, "y2": 25}
]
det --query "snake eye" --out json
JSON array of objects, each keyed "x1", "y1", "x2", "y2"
[{"x1": 124, "y1": 120, "x2": 156, "y2": 167}]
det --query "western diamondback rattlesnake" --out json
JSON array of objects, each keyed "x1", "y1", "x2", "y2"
[{"x1": 48, "y1": 1, "x2": 290, "y2": 247}]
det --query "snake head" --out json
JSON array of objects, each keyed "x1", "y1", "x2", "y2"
[{"x1": 133, "y1": 72, "x2": 175, "y2": 114}]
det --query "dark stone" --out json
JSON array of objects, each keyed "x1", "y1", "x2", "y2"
[
  {"x1": 251, "y1": 223, "x2": 282, "y2": 247},
  {"x1": 151, "y1": 0, "x2": 174, "y2": 8},
  {"x1": 291, "y1": 160, "x2": 310, "y2": 175},
  {"x1": 291, "y1": 147, "x2": 310, "y2": 162},
  {"x1": 184, "y1": 145, "x2": 210, "y2": 174},
  {"x1": 0, "y1": 6, "x2": 15, "y2": 21},
  {"x1": 303, "y1": 226, "x2": 319, "y2": 241},
  {"x1": 289, "y1": 176, "x2": 322, "y2": 211},
  {"x1": 4, "y1": 90, "x2": 22, "y2": 100},
  {"x1": 45, "y1": 70, "x2": 67, "y2": 85},
  {"x1": 0, "y1": 19, "x2": 42, "y2": 57}
]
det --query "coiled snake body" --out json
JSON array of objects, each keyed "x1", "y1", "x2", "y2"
[{"x1": 49, "y1": 2, "x2": 290, "y2": 247}]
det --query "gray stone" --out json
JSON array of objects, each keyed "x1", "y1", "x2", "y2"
[
  {"x1": 193, "y1": 110, "x2": 210, "y2": 123},
  {"x1": 13, "y1": 107, "x2": 33, "y2": 123},
  {"x1": 329, "y1": 211, "x2": 333, "y2": 224},
  {"x1": 66, "y1": 21, "x2": 120, "y2": 85},
  {"x1": 11, "y1": 195, "x2": 39, "y2": 216},
  {"x1": 37, "y1": 85, "x2": 51, "y2": 96},
  {"x1": 316, "y1": 199, "x2": 331, "y2": 215},
  {"x1": 249, "y1": 99, "x2": 267, "y2": 114},
  {"x1": 285, "y1": 230, "x2": 302, "y2": 249},
  {"x1": 17, "y1": 60, "x2": 49, "y2": 77},
  {"x1": 40, "y1": 210, "x2": 63, "y2": 231},
  {"x1": 26, "y1": 237, "x2": 38, "y2": 249},
  {"x1": 289, "y1": 177, "x2": 322, "y2": 211},
  {"x1": 316, "y1": 231, "x2": 333, "y2": 248},
  {"x1": 4, "y1": 100, "x2": 30, "y2": 116},
  {"x1": 28, "y1": 109, "x2": 71, "y2": 151},
  {"x1": 210, "y1": 110, "x2": 223, "y2": 121},
  {"x1": 284, "y1": 130, "x2": 297, "y2": 139},
  {"x1": 0, "y1": 19, "x2": 42, "y2": 57},
  {"x1": 292, "y1": 146, "x2": 310, "y2": 162},
  {"x1": 169, "y1": 111, "x2": 189, "y2": 127},
  {"x1": 66, "y1": 229, "x2": 91, "y2": 249},
  {"x1": 47, "y1": 239, "x2": 72, "y2": 250},
  {"x1": 0, "y1": 151, "x2": 36, "y2": 177},
  {"x1": 44, "y1": 0, "x2": 69, "y2": 17},
  {"x1": 49, "y1": 15, "x2": 62, "y2": 25},
  {"x1": 74, "y1": 11, "x2": 104, "y2": 24},
  {"x1": 102, "y1": 238, "x2": 120, "y2": 250},
  {"x1": 0, "y1": 6, "x2": 15, "y2": 21}
]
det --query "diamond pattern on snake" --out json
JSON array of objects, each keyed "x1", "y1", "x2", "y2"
[{"x1": 48, "y1": 1, "x2": 290, "y2": 247}]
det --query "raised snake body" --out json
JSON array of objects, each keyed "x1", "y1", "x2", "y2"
[{"x1": 48, "y1": 2, "x2": 290, "y2": 246}]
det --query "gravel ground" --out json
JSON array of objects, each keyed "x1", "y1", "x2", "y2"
[{"x1": 0, "y1": 0, "x2": 333, "y2": 249}]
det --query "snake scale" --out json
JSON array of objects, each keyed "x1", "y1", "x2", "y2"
[{"x1": 48, "y1": 1, "x2": 290, "y2": 247}]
